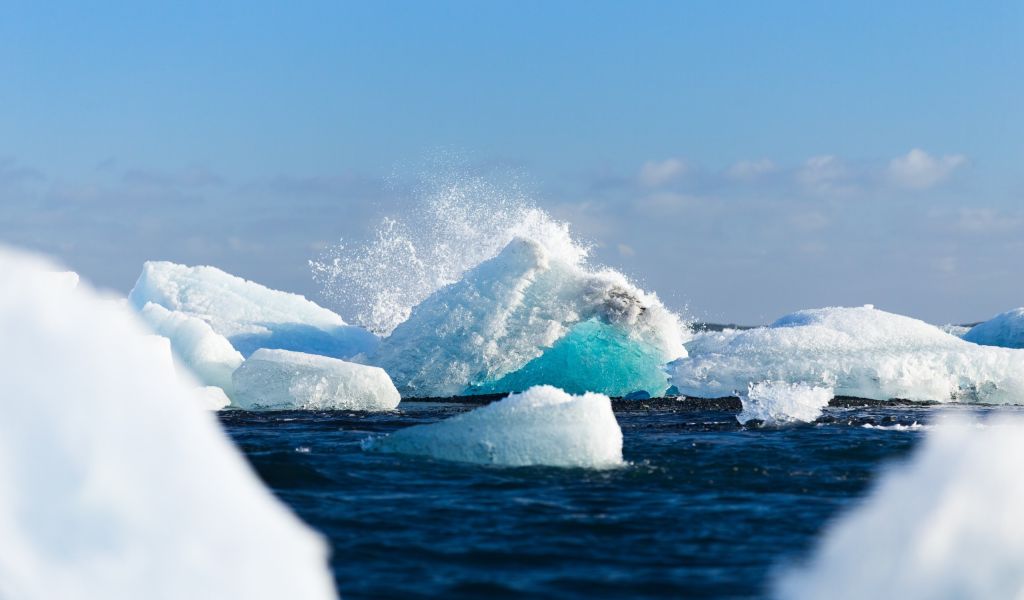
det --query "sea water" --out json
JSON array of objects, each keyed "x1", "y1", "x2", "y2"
[{"x1": 219, "y1": 400, "x2": 1008, "y2": 599}]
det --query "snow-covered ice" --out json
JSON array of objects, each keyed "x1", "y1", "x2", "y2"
[
  {"x1": 963, "y1": 308, "x2": 1024, "y2": 349},
  {"x1": 232, "y1": 348, "x2": 401, "y2": 411},
  {"x1": 736, "y1": 382, "x2": 832, "y2": 425},
  {"x1": 130, "y1": 261, "x2": 378, "y2": 358},
  {"x1": 777, "y1": 415, "x2": 1024, "y2": 599},
  {"x1": 194, "y1": 385, "x2": 232, "y2": 410},
  {"x1": 0, "y1": 246, "x2": 336, "y2": 600},
  {"x1": 371, "y1": 238, "x2": 686, "y2": 397},
  {"x1": 139, "y1": 302, "x2": 244, "y2": 393},
  {"x1": 364, "y1": 385, "x2": 624, "y2": 468},
  {"x1": 670, "y1": 306, "x2": 1024, "y2": 403}
]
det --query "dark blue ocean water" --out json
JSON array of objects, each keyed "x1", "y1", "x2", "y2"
[{"x1": 220, "y1": 400, "x2": 951, "y2": 599}]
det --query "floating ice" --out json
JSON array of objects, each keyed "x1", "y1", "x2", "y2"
[
  {"x1": 938, "y1": 324, "x2": 971, "y2": 338},
  {"x1": 777, "y1": 415, "x2": 1024, "y2": 599},
  {"x1": 963, "y1": 308, "x2": 1024, "y2": 349},
  {"x1": 0, "y1": 246, "x2": 336, "y2": 600},
  {"x1": 371, "y1": 238, "x2": 686, "y2": 397},
  {"x1": 736, "y1": 382, "x2": 832, "y2": 425},
  {"x1": 139, "y1": 302, "x2": 244, "y2": 393},
  {"x1": 670, "y1": 306, "x2": 1024, "y2": 403},
  {"x1": 130, "y1": 261, "x2": 378, "y2": 358},
  {"x1": 195, "y1": 385, "x2": 232, "y2": 410},
  {"x1": 365, "y1": 385, "x2": 624, "y2": 468},
  {"x1": 232, "y1": 348, "x2": 401, "y2": 411}
]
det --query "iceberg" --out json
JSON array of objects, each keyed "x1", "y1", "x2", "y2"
[
  {"x1": 139, "y1": 302, "x2": 244, "y2": 393},
  {"x1": 777, "y1": 416, "x2": 1024, "y2": 600},
  {"x1": 129, "y1": 261, "x2": 378, "y2": 358},
  {"x1": 232, "y1": 348, "x2": 401, "y2": 411},
  {"x1": 371, "y1": 238, "x2": 686, "y2": 397},
  {"x1": 364, "y1": 385, "x2": 623, "y2": 468},
  {"x1": 736, "y1": 381, "x2": 832, "y2": 425},
  {"x1": 0, "y1": 246, "x2": 336, "y2": 600},
  {"x1": 963, "y1": 308, "x2": 1024, "y2": 349},
  {"x1": 670, "y1": 306, "x2": 1024, "y2": 403}
]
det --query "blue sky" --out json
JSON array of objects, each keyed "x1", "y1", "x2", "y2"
[{"x1": 2, "y1": 1, "x2": 1021, "y2": 324}]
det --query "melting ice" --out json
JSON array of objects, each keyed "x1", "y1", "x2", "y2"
[
  {"x1": 963, "y1": 307, "x2": 1024, "y2": 349},
  {"x1": 736, "y1": 381, "x2": 833, "y2": 426},
  {"x1": 364, "y1": 385, "x2": 624, "y2": 468},
  {"x1": 671, "y1": 305, "x2": 1024, "y2": 403}
]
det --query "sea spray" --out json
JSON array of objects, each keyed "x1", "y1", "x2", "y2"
[{"x1": 314, "y1": 168, "x2": 689, "y2": 397}]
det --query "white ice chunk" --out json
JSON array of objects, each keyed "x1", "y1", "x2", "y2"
[
  {"x1": 736, "y1": 382, "x2": 833, "y2": 425},
  {"x1": 129, "y1": 261, "x2": 378, "y2": 358},
  {"x1": 963, "y1": 308, "x2": 1024, "y2": 349},
  {"x1": 777, "y1": 415, "x2": 1024, "y2": 599},
  {"x1": 670, "y1": 306, "x2": 1024, "y2": 403},
  {"x1": 372, "y1": 238, "x2": 686, "y2": 397},
  {"x1": 194, "y1": 385, "x2": 232, "y2": 410},
  {"x1": 233, "y1": 348, "x2": 400, "y2": 411},
  {"x1": 0, "y1": 246, "x2": 336, "y2": 600},
  {"x1": 938, "y1": 324, "x2": 971, "y2": 338},
  {"x1": 139, "y1": 302, "x2": 244, "y2": 393},
  {"x1": 365, "y1": 385, "x2": 624, "y2": 468}
]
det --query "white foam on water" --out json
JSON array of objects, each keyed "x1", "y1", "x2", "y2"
[
  {"x1": 0, "y1": 246, "x2": 336, "y2": 599},
  {"x1": 130, "y1": 261, "x2": 378, "y2": 359},
  {"x1": 232, "y1": 348, "x2": 401, "y2": 411},
  {"x1": 777, "y1": 415, "x2": 1024, "y2": 600},
  {"x1": 736, "y1": 382, "x2": 833, "y2": 425},
  {"x1": 963, "y1": 308, "x2": 1024, "y2": 349},
  {"x1": 671, "y1": 306, "x2": 1024, "y2": 404},
  {"x1": 364, "y1": 385, "x2": 624, "y2": 468}
]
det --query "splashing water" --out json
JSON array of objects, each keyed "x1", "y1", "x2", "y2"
[{"x1": 311, "y1": 172, "x2": 588, "y2": 336}]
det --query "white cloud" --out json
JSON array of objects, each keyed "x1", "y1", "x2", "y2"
[
  {"x1": 797, "y1": 155, "x2": 853, "y2": 195},
  {"x1": 639, "y1": 158, "x2": 688, "y2": 187},
  {"x1": 888, "y1": 148, "x2": 966, "y2": 190},
  {"x1": 635, "y1": 191, "x2": 702, "y2": 215},
  {"x1": 727, "y1": 158, "x2": 777, "y2": 180},
  {"x1": 616, "y1": 243, "x2": 636, "y2": 257}
]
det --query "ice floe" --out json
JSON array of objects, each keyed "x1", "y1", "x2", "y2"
[
  {"x1": 736, "y1": 381, "x2": 832, "y2": 425},
  {"x1": 371, "y1": 238, "x2": 686, "y2": 397},
  {"x1": 364, "y1": 385, "x2": 624, "y2": 468},
  {"x1": 130, "y1": 261, "x2": 378, "y2": 358},
  {"x1": 139, "y1": 302, "x2": 244, "y2": 393},
  {"x1": 963, "y1": 308, "x2": 1024, "y2": 349},
  {"x1": 670, "y1": 306, "x2": 1024, "y2": 403},
  {"x1": 0, "y1": 246, "x2": 336, "y2": 600},
  {"x1": 232, "y1": 348, "x2": 401, "y2": 411},
  {"x1": 777, "y1": 415, "x2": 1024, "y2": 599}
]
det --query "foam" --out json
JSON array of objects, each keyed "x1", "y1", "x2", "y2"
[
  {"x1": 232, "y1": 348, "x2": 401, "y2": 411},
  {"x1": 670, "y1": 306, "x2": 1024, "y2": 403},
  {"x1": 0, "y1": 246, "x2": 336, "y2": 600},
  {"x1": 130, "y1": 261, "x2": 378, "y2": 359},
  {"x1": 364, "y1": 385, "x2": 623, "y2": 468}
]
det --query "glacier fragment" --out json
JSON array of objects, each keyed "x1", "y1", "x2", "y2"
[
  {"x1": 963, "y1": 308, "x2": 1024, "y2": 349},
  {"x1": 371, "y1": 238, "x2": 686, "y2": 397},
  {"x1": 0, "y1": 246, "x2": 336, "y2": 600},
  {"x1": 364, "y1": 385, "x2": 624, "y2": 468},
  {"x1": 139, "y1": 302, "x2": 244, "y2": 393},
  {"x1": 232, "y1": 348, "x2": 401, "y2": 411},
  {"x1": 129, "y1": 261, "x2": 378, "y2": 358},
  {"x1": 670, "y1": 305, "x2": 1024, "y2": 403},
  {"x1": 736, "y1": 381, "x2": 832, "y2": 425}
]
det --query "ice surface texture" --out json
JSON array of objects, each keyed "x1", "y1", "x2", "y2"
[
  {"x1": 670, "y1": 306, "x2": 1024, "y2": 403},
  {"x1": 777, "y1": 416, "x2": 1024, "y2": 599},
  {"x1": 371, "y1": 238, "x2": 686, "y2": 397},
  {"x1": 130, "y1": 261, "x2": 378, "y2": 358},
  {"x1": 736, "y1": 382, "x2": 832, "y2": 425},
  {"x1": 0, "y1": 247, "x2": 336, "y2": 600},
  {"x1": 139, "y1": 302, "x2": 244, "y2": 393},
  {"x1": 963, "y1": 308, "x2": 1024, "y2": 349},
  {"x1": 365, "y1": 385, "x2": 623, "y2": 468},
  {"x1": 233, "y1": 348, "x2": 401, "y2": 411}
]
